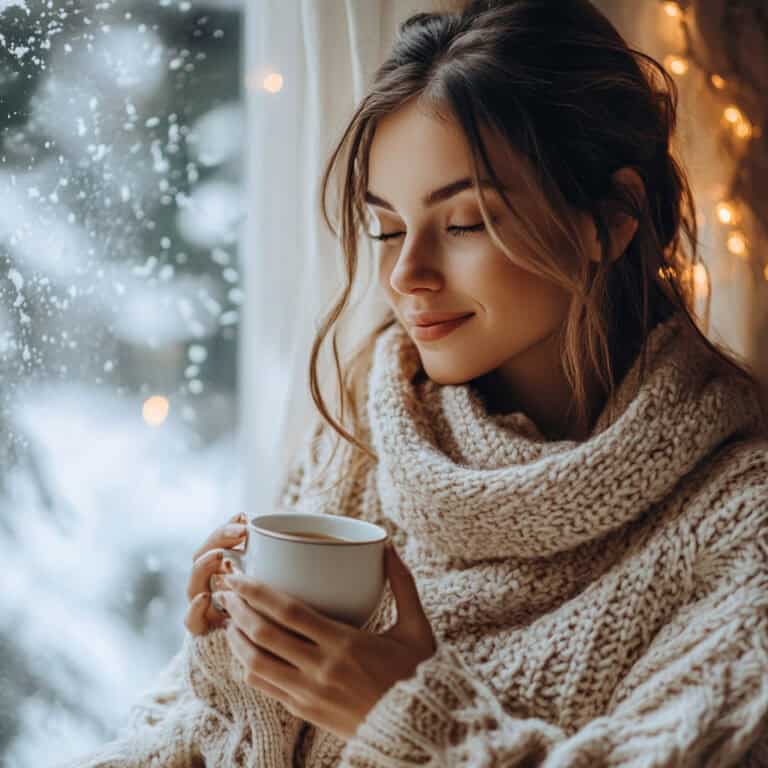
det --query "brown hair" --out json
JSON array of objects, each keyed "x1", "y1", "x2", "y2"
[{"x1": 305, "y1": 0, "x2": 765, "y2": 490}]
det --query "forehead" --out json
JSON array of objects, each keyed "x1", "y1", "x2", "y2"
[{"x1": 367, "y1": 101, "x2": 519, "y2": 204}]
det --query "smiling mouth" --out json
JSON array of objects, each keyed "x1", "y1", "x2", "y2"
[{"x1": 409, "y1": 313, "x2": 474, "y2": 341}]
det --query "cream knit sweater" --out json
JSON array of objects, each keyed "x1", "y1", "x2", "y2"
[{"x1": 58, "y1": 312, "x2": 768, "y2": 768}]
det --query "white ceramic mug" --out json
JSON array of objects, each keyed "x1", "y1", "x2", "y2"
[{"x1": 211, "y1": 512, "x2": 389, "y2": 628}]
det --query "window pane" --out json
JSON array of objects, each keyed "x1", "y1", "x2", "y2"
[{"x1": 0, "y1": 0, "x2": 243, "y2": 762}]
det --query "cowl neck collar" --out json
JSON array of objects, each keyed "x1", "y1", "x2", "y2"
[{"x1": 367, "y1": 313, "x2": 762, "y2": 559}]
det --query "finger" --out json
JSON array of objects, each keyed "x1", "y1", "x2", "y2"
[
  {"x1": 187, "y1": 548, "x2": 230, "y2": 601},
  {"x1": 184, "y1": 592, "x2": 211, "y2": 636},
  {"x1": 204, "y1": 599, "x2": 229, "y2": 630},
  {"x1": 191, "y1": 522, "x2": 248, "y2": 563},
  {"x1": 385, "y1": 543, "x2": 431, "y2": 632},
  {"x1": 226, "y1": 620, "x2": 305, "y2": 696},
  {"x1": 218, "y1": 591, "x2": 320, "y2": 670},
  {"x1": 223, "y1": 573, "x2": 340, "y2": 647}
]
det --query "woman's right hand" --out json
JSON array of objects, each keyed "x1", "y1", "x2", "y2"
[{"x1": 184, "y1": 512, "x2": 248, "y2": 636}]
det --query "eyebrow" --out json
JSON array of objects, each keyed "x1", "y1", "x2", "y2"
[{"x1": 364, "y1": 177, "x2": 505, "y2": 212}]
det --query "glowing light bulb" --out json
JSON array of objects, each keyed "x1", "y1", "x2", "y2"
[
  {"x1": 735, "y1": 120, "x2": 753, "y2": 139},
  {"x1": 263, "y1": 72, "x2": 284, "y2": 93},
  {"x1": 710, "y1": 74, "x2": 726, "y2": 90},
  {"x1": 692, "y1": 263, "x2": 710, "y2": 300},
  {"x1": 664, "y1": 55, "x2": 689, "y2": 76},
  {"x1": 726, "y1": 231, "x2": 748, "y2": 258},
  {"x1": 663, "y1": 2, "x2": 681, "y2": 17},
  {"x1": 716, "y1": 202, "x2": 735, "y2": 224},
  {"x1": 143, "y1": 395, "x2": 170, "y2": 427},
  {"x1": 724, "y1": 106, "x2": 742, "y2": 124}
]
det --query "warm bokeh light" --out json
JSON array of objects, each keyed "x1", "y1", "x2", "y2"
[
  {"x1": 664, "y1": 55, "x2": 689, "y2": 76},
  {"x1": 143, "y1": 395, "x2": 170, "y2": 427},
  {"x1": 716, "y1": 202, "x2": 735, "y2": 225},
  {"x1": 662, "y1": 2, "x2": 681, "y2": 17},
  {"x1": 734, "y1": 120, "x2": 753, "y2": 140},
  {"x1": 726, "y1": 231, "x2": 748, "y2": 258},
  {"x1": 724, "y1": 106, "x2": 742, "y2": 124},
  {"x1": 764, "y1": 264, "x2": 768, "y2": 282},
  {"x1": 692, "y1": 263, "x2": 710, "y2": 300},
  {"x1": 710, "y1": 74, "x2": 726, "y2": 90},
  {"x1": 263, "y1": 72, "x2": 284, "y2": 93}
]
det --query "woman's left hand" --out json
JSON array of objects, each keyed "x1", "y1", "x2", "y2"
[{"x1": 212, "y1": 542, "x2": 437, "y2": 742}]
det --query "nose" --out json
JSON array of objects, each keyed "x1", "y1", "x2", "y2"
[{"x1": 386, "y1": 235, "x2": 443, "y2": 296}]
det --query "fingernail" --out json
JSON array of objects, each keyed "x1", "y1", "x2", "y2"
[{"x1": 224, "y1": 524, "x2": 247, "y2": 536}]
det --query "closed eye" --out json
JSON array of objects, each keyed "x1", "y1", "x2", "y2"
[{"x1": 366, "y1": 222, "x2": 488, "y2": 242}]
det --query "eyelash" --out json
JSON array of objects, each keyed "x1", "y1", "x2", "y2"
[{"x1": 366, "y1": 222, "x2": 487, "y2": 242}]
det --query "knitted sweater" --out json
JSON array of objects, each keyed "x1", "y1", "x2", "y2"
[{"x1": 57, "y1": 312, "x2": 768, "y2": 768}]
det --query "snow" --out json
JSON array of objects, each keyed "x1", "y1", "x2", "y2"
[
  {"x1": 0, "y1": 0, "x2": 244, "y2": 763},
  {"x1": 1, "y1": 383, "x2": 240, "y2": 764}
]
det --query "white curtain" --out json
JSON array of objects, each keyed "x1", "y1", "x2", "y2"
[
  {"x1": 240, "y1": 0, "x2": 758, "y2": 519},
  {"x1": 240, "y1": 0, "x2": 441, "y2": 517}
]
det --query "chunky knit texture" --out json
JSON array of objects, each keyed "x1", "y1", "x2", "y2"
[{"x1": 58, "y1": 312, "x2": 768, "y2": 767}]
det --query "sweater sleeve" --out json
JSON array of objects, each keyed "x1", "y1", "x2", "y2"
[
  {"x1": 338, "y1": 531, "x2": 768, "y2": 767},
  {"x1": 54, "y1": 627, "x2": 307, "y2": 767}
]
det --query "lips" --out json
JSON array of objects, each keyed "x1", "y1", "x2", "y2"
[
  {"x1": 406, "y1": 311, "x2": 475, "y2": 327},
  {"x1": 409, "y1": 313, "x2": 474, "y2": 341}
]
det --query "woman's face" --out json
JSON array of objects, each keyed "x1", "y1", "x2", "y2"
[{"x1": 366, "y1": 100, "x2": 590, "y2": 386}]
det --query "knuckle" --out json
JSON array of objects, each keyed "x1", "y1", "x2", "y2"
[
  {"x1": 250, "y1": 616, "x2": 273, "y2": 645},
  {"x1": 318, "y1": 657, "x2": 343, "y2": 685},
  {"x1": 281, "y1": 601, "x2": 303, "y2": 625}
]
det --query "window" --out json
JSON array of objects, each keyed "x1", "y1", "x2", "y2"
[{"x1": 0, "y1": 1, "x2": 243, "y2": 762}]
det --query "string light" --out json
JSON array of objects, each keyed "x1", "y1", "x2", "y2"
[
  {"x1": 734, "y1": 120, "x2": 753, "y2": 140},
  {"x1": 692, "y1": 262, "x2": 710, "y2": 300},
  {"x1": 657, "y1": 0, "x2": 766, "y2": 300},
  {"x1": 710, "y1": 74, "x2": 726, "y2": 90},
  {"x1": 715, "y1": 202, "x2": 736, "y2": 225},
  {"x1": 263, "y1": 72, "x2": 284, "y2": 93},
  {"x1": 726, "y1": 231, "x2": 749, "y2": 259},
  {"x1": 664, "y1": 55, "x2": 689, "y2": 76},
  {"x1": 143, "y1": 395, "x2": 170, "y2": 427}
]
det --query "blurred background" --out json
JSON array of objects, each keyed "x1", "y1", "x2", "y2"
[
  {"x1": 0, "y1": 0, "x2": 244, "y2": 763},
  {"x1": 0, "y1": 0, "x2": 766, "y2": 765}
]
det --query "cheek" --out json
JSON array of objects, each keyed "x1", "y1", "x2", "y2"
[{"x1": 477, "y1": 254, "x2": 570, "y2": 323}]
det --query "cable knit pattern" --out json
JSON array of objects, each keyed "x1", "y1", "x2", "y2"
[
  {"x1": 54, "y1": 626, "x2": 307, "y2": 767},
  {"x1": 57, "y1": 311, "x2": 768, "y2": 767}
]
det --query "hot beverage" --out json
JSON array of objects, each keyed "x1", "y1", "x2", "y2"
[{"x1": 278, "y1": 530, "x2": 351, "y2": 543}]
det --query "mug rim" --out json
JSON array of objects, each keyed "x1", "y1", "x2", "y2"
[{"x1": 249, "y1": 512, "x2": 388, "y2": 546}]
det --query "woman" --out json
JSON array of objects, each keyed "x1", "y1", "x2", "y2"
[{"x1": 63, "y1": 0, "x2": 768, "y2": 765}]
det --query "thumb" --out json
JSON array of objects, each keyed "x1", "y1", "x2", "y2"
[{"x1": 384, "y1": 542, "x2": 430, "y2": 637}]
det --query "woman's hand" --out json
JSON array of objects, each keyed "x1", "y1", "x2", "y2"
[
  {"x1": 184, "y1": 512, "x2": 248, "y2": 636},
  {"x1": 212, "y1": 542, "x2": 437, "y2": 742}
]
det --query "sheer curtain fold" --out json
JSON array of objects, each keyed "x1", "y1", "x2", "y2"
[{"x1": 241, "y1": 1, "x2": 437, "y2": 516}]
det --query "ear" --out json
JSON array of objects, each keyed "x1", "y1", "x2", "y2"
[{"x1": 590, "y1": 166, "x2": 645, "y2": 264}]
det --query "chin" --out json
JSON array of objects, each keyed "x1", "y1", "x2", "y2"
[{"x1": 420, "y1": 356, "x2": 486, "y2": 386}]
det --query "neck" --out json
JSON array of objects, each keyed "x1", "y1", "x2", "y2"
[{"x1": 473, "y1": 331, "x2": 603, "y2": 442}]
